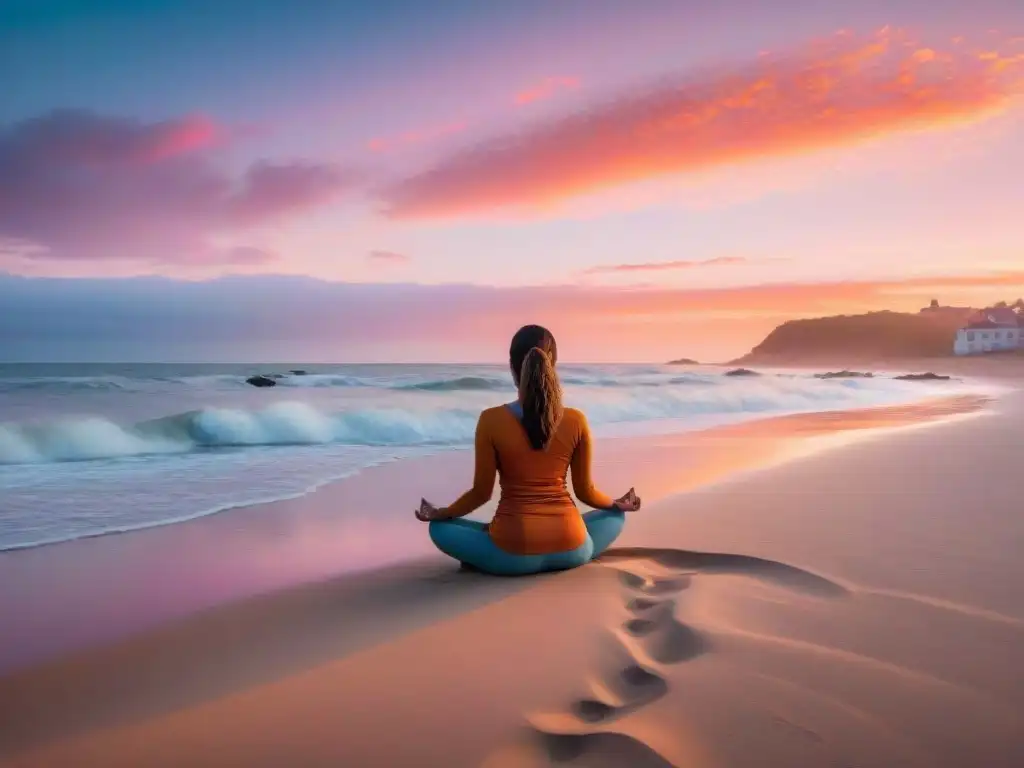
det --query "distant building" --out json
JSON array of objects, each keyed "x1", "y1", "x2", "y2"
[
  {"x1": 953, "y1": 307, "x2": 1024, "y2": 355},
  {"x1": 919, "y1": 299, "x2": 974, "y2": 318}
]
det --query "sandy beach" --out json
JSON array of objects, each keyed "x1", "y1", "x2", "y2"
[
  {"x1": 7, "y1": 0, "x2": 1024, "y2": 763},
  {"x1": 2, "y1": 382, "x2": 1023, "y2": 767}
]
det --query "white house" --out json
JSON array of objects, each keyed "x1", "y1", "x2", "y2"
[{"x1": 953, "y1": 307, "x2": 1024, "y2": 356}]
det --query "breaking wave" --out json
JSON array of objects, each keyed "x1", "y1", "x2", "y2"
[
  {"x1": 0, "y1": 370, "x2": 697, "y2": 393},
  {"x1": 0, "y1": 373, "x2": 961, "y2": 465},
  {"x1": 395, "y1": 376, "x2": 506, "y2": 392}
]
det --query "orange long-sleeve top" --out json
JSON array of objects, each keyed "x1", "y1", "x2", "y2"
[{"x1": 444, "y1": 405, "x2": 614, "y2": 555}]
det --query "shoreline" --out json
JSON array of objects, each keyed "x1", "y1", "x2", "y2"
[
  {"x1": 0, "y1": 373, "x2": 1000, "y2": 555},
  {"x1": 0, "y1": 450, "x2": 422, "y2": 554},
  {"x1": 726, "y1": 353, "x2": 1024, "y2": 379},
  {"x1": 0, "y1": 392, "x2": 994, "y2": 677},
  {"x1": 3, "y1": 389, "x2": 1023, "y2": 766}
]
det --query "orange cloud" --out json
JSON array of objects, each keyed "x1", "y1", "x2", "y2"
[
  {"x1": 515, "y1": 76, "x2": 580, "y2": 106},
  {"x1": 582, "y1": 256, "x2": 750, "y2": 276},
  {"x1": 367, "y1": 249, "x2": 410, "y2": 265},
  {"x1": 383, "y1": 30, "x2": 1024, "y2": 219},
  {"x1": 367, "y1": 120, "x2": 467, "y2": 153},
  {"x1": 553, "y1": 270, "x2": 1024, "y2": 318}
]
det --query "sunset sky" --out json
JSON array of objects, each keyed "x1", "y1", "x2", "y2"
[{"x1": 2, "y1": 0, "x2": 1023, "y2": 362}]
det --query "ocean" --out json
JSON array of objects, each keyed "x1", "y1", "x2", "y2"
[{"x1": 0, "y1": 362, "x2": 976, "y2": 551}]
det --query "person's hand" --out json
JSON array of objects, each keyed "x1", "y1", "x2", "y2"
[
  {"x1": 613, "y1": 487, "x2": 641, "y2": 512},
  {"x1": 415, "y1": 498, "x2": 444, "y2": 522}
]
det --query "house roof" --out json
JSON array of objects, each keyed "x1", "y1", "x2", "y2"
[
  {"x1": 963, "y1": 317, "x2": 1024, "y2": 330},
  {"x1": 963, "y1": 307, "x2": 1023, "y2": 329},
  {"x1": 963, "y1": 320, "x2": 1004, "y2": 330},
  {"x1": 984, "y1": 307, "x2": 1019, "y2": 325}
]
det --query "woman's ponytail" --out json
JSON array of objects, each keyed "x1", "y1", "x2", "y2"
[{"x1": 519, "y1": 345, "x2": 564, "y2": 450}]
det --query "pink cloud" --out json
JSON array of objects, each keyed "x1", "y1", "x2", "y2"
[
  {"x1": 228, "y1": 162, "x2": 362, "y2": 225},
  {"x1": 367, "y1": 120, "x2": 468, "y2": 153},
  {"x1": 381, "y1": 30, "x2": 1024, "y2": 219},
  {"x1": 514, "y1": 76, "x2": 580, "y2": 106},
  {"x1": 0, "y1": 238, "x2": 49, "y2": 260},
  {"x1": 582, "y1": 256, "x2": 750, "y2": 275},
  {"x1": 138, "y1": 114, "x2": 224, "y2": 163},
  {"x1": 6, "y1": 111, "x2": 224, "y2": 168},
  {"x1": 218, "y1": 246, "x2": 279, "y2": 265},
  {"x1": 367, "y1": 250, "x2": 411, "y2": 265},
  {"x1": 0, "y1": 110, "x2": 359, "y2": 266}
]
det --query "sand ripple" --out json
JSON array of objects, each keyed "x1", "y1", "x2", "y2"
[{"x1": 481, "y1": 547, "x2": 850, "y2": 767}]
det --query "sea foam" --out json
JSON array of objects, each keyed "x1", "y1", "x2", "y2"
[{"x1": 0, "y1": 374, "x2": 959, "y2": 465}]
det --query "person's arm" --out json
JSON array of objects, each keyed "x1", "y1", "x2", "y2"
[
  {"x1": 435, "y1": 413, "x2": 498, "y2": 519},
  {"x1": 569, "y1": 411, "x2": 615, "y2": 510}
]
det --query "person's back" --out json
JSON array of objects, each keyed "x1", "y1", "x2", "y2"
[
  {"x1": 415, "y1": 324, "x2": 641, "y2": 576},
  {"x1": 479, "y1": 405, "x2": 608, "y2": 554}
]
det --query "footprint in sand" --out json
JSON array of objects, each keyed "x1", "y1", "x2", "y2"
[
  {"x1": 622, "y1": 609, "x2": 704, "y2": 666},
  {"x1": 480, "y1": 731, "x2": 681, "y2": 768},
  {"x1": 562, "y1": 662, "x2": 668, "y2": 726},
  {"x1": 509, "y1": 567, "x2": 698, "y2": 766},
  {"x1": 603, "y1": 547, "x2": 848, "y2": 599},
  {"x1": 615, "y1": 569, "x2": 691, "y2": 596},
  {"x1": 480, "y1": 547, "x2": 846, "y2": 768}
]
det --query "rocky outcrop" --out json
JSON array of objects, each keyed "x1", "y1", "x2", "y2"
[
  {"x1": 724, "y1": 368, "x2": 760, "y2": 377},
  {"x1": 737, "y1": 311, "x2": 965, "y2": 364},
  {"x1": 245, "y1": 375, "x2": 277, "y2": 388}
]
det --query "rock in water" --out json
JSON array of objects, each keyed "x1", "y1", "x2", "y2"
[
  {"x1": 246, "y1": 375, "x2": 277, "y2": 388},
  {"x1": 894, "y1": 372, "x2": 951, "y2": 381},
  {"x1": 289, "y1": 369, "x2": 308, "y2": 375},
  {"x1": 724, "y1": 368, "x2": 760, "y2": 377},
  {"x1": 815, "y1": 370, "x2": 874, "y2": 379}
]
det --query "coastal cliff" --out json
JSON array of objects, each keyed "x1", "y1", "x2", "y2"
[{"x1": 735, "y1": 310, "x2": 967, "y2": 364}]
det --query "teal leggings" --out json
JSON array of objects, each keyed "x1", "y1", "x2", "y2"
[{"x1": 428, "y1": 508, "x2": 625, "y2": 577}]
